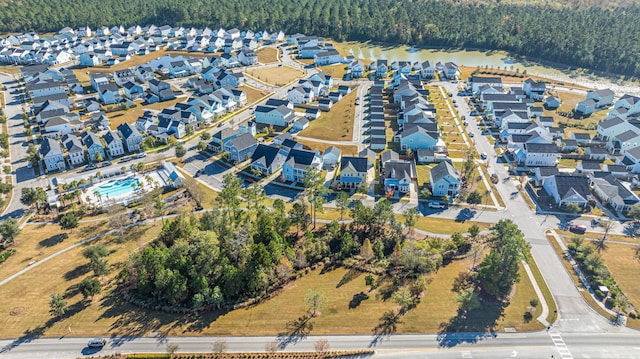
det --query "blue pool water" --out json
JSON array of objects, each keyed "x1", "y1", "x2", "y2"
[{"x1": 94, "y1": 178, "x2": 140, "y2": 198}]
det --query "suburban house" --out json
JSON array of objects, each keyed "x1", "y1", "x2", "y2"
[
  {"x1": 591, "y1": 173, "x2": 640, "y2": 213},
  {"x1": 517, "y1": 143, "x2": 560, "y2": 167},
  {"x1": 223, "y1": 132, "x2": 258, "y2": 163},
  {"x1": 322, "y1": 146, "x2": 342, "y2": 169},
  {"x1": 82, "y1": 131, "x2": 105, "y2": 162},
  {"x1": 382, "y1": 160, "x2": 414, "y2": 195},
  {"x1": 292, "y1": 118, "x2": 309, "y2": 131},
  {"x1": 620, "y1": 144, "x2": 640, "y2": 173},
  {"x1": 576, "y1": 88, "x2": 615, "y2": 115},
  {"x1": 238, "y1": 48, "x2": 257, "y2": 65},
  {"x1": 208, "y1": 127, "x2": 237, "y2": 152},
  {"x1": 430, "y1": 160, "x2": 461, "y2": 198},
  {"x1": 399, "y1": 124, "x2": 441, "y2": 151},
  {"x1": 254, "y1": 104, "x2": 295, "y2": 127},
  {"x1": 102, "y1": 131, "x2": 125, "y2": 158},
  {"x1": 114, "y1": 69, "x2": 134, "y2": 85},
  {"x1": 282, "y1": 148, "x2": 322, "y2": 183},
  {"x1": 98, "y1": 83, "x2": 121, "y2": 104},
  {"x1": 43, "y1": 115, "x2": 83, "y2": 137},
  {"x1": 523, "y1": 78, "x2": 546, "y2": 100},
  {"x1": 468, "y1": 75, "x2": 503, "y2": 94},
  {"x1": 586, "y1": 146, "x2": 609, "y2": 161},
  {"x1": 122, "y1": 81, "x2": 144, "y2": 99},
  {"x1": 250, "y1": 144, "x2": 286, "y2": 175},
  {"x1": 613, "y1": 94, "x2": 640, "y2": 118},
  {"x1": 287, "y1": 86, "x2": 314, "y2": 104},
  {"x1": 62, "y1": 134, "x2": 85, "y2": 166},
  {"x1": 117, "y1": 123, "x2": 143, "y2": 153},
  {"x1": 90, "y1": 73, "x2": 109, "y2": 91},
  {"x1": 40, "y1": 137, "x2": 66, "y2": 172},
  {"x1": 607, "y1": 130, "x2": 640, "y2": 155},
  {"x1": 314, "y1": 50, "x2": 341, "y2": 66},
  {"x1": 543, "y1": 174, "x2": 591, "y2": 208},
  {"x1": 544, "y1": 96, "x2": 561, "y2": 109},
  {"x1": 337, "y1": 156, "x2": 370, "y2": 190}
]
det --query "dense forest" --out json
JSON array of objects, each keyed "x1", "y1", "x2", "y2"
[{"x1": 2, "y1": 0, "x2": 639, "y2": 76}]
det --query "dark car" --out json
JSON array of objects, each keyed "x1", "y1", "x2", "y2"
[{"x1": 569, "y1": 224, "x2": 587, "y2": 234}]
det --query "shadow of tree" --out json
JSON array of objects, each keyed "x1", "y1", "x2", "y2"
[
  {"x1": 370, "y1": 310, "x2": 402, "y2": 347},
  {"x1": 0, "y1": 300, "x2": 86, "y2": 354},
  {"x1": 277, "y1": 314, "x2": 314, "y2": 349},
  {"x1": 349, "y1": 291, "x2": 370, "y2": 309},
  {"x1": 437, "y1": 299, "x2": 505, "y2": 348},
  {"x1": 337, "y1": 268, "x2": 361, "y2": 288},
  {"x1": 38, "y1": 233, "x2": 69, "y2": 248},
  {"x1": 455, "y1": 208, "x2": 476, "y2": 223},
  {"x1": 63, "y1": 263, "x2": 90, "y2": 281}
]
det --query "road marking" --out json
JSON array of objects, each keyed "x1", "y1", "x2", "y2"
[
  {"x1": 461, "y1": 350, "x2": 472, "y2": 358},
  {"x1": 548, "y1": 330, "x2": 573, "y2": 359}
]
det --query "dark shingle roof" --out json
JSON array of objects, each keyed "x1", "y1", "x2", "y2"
[{"x1": 340, "y1": 156, "x2": 368, "y2": 173}]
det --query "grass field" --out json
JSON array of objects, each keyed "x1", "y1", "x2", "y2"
[
  {"x1": 598, "y1": 242, "x2": 640, "y2": 316},
  {"x1": 237, "y1": 85, "x2": 271, "y2": 104},
  {"x1": 294, "y1": 138, "x2": 358, "y2": 156},
  {"x1": 416, "y1": 165, "x2": 431, "y2": 187},
  {"x1": 256, "y1": 48, "x2": 279, "y2": 64},
  {"x1": 245, "y1": 66, "x2": 305, "y2": 87},
  {"x1": 298, "y1": 91, "x2": 357, "y2": 141},
  {"x1": 318, "y1": 64, "x2": 349, "y2": 80},
  {"x1": 0, "y1": 221, "x2": 110, "y2": 281},
  {"x1": 107, "y1": 98, "x2": 182, "y2": 130}
]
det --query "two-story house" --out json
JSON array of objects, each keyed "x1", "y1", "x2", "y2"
[
  {"x1": 430, "y1": 161, "x2": 461, "y2": 198},
  {"x1": 282, "y1": 149, "x2": 322, "y2": 183},
  {"x1": 40, "y1": 137, "x2": 66, "y2": 172},
  {"x1": 82, "y1": 131, "x2": 106, "y2": 162},
  {"x1": 337, "y1": 156, "x2": 371, "y2": 190},
  {"x1": 117, "y1": 123, "x2": 143, "y2": 153},
  {"x1": 102, "y1": 131, "x2": 124, "y2": 158},
  {"x1": 62, "y1": 134, "x2": 85, "y2": 166},
  {"x1": 250, "y1": 144, "x2": 287, "y2": 175},
  {"x1": 223, "y1": 132, "x2": 258, "y2": 163}
]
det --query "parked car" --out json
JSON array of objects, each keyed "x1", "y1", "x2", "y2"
[
  {"x1": 428, "y1": 201, "x2": 446, "y2": 209},
  {"x1": 569, "y1": 224, "x2": 587, "y2": 234},
  {"x1": 87, "y1": 338, "x2": 106, "y2": 348},
  {"x1": 136, "y1": 153, "x2": 147, "y2": 159},
  {"x1": 469, "y1": 132, "x2": 474, "y2": 138},
  {"x1": 480, "y1": 152, "x2": 488, "y2": 160}
]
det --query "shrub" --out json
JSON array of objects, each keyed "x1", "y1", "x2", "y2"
[
  {"x1": 529, "y1": 298, "x2": 539, "y2": 307},
  {"x1": 605, "y1": 297, "x2": 616, "y2": 309},
  {"x1": 595, "y1": 290, "x2": 605, "y2": 299}
]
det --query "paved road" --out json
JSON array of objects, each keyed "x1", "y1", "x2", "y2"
[{"x1": 2, "y1": 332, "x2": 640, "y2": 359}]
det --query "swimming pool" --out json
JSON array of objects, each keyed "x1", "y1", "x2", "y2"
[{"x1": 94, "y1": 178, "x2": 140, "y2": 198}]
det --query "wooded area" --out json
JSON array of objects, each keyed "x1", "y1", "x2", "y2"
[{"x1": 1, "y1": 0, "x2": 640, "y2": 77}]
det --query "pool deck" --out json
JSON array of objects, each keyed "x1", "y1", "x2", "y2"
[{"x1": 85, "y1": 171, "x2": 165, "y2": 207}]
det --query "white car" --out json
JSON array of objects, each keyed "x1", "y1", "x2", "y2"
[
  {"x1": 87, "y1": 338, "x2": 106, "y2": 348},
  {"x1": 428, "y1": 201, "x2": 446, "y2": 209}
]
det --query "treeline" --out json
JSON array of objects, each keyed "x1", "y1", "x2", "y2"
[{"x1": 1, "y1": 0, "x2": 640, "y2": 77}]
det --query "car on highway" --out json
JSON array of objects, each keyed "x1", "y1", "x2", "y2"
[
  {"x1": 428, "y1": 201, "x2": 446, "y2": 209},
  {"x1": 87, "y1": 338, "x2": 106, "y2": 348},
  {"x1": 569, "y1": 224, "x2": 587, "y2": 234}
]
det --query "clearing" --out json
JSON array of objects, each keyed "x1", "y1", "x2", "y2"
[
  {"x1": 106, "y1": 98, "x2": 182, "y2": 130},
  {"x1": 294, "y1": 138, "x2": 358, "y2": 156},
  {"x1": 298, "y1": 90, "x2": 358, "y2": 141},
  {"x1": 256, "y1": 48, "x2": 279, "y2": 64},
  {"x1": 237, "y1": 85, "x2": 271, "y2": 104},
  {"x1": 245, "y1": 66, "x2": 305, "y2": 87}
]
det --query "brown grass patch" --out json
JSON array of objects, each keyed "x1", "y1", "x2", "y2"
[
  {"x1": 246, "y1": 66, "x2": 306, "y2": 87},
  {"x1": 237, "y1": 85, "x2": 271, "y2": 104},
  {"x1": 298, "y1": 90, "x2": 357, "y2": 141},
  {"x1": 256, "y1": 48, "x2": 279, "y2": 64},
  {"x1": 294, "y1": 138, "x2": 358, "y2": 156},
  {"x1": 107, "y1": 98, "x2": 182, "y2": 130}
]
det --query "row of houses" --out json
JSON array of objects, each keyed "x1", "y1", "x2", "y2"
[
  {"x1": 1, "y1": 25, "x2": 285, "y2": 67},
  {"x1": 367, "y1": 60, "x2": 458, "y2": 80},
  {"x1": 39, "y1": 122, "x2": 142, "y2": 172}
]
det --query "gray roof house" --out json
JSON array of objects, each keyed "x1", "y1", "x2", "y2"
[
  {"x1": 223, "y1": 132, "x2": 258, "y2": 163},
  {"x1": 40, "y1": 137, "x2": 66, "y2": 172},
  {"x1": 250, "y1": 144, "x2": 286, "y2": 175},
  {"x1": 430, "y1": 161, "x2": 461, "y2": 198},
  {"x1": 591, "y1": 174, "x2": 640, "y2": 212},
  {"x1": 543, "y1": 175, "x2": 591, "y2": 208}
]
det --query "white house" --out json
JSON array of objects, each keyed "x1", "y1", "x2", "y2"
[
  {"x1": 543, "y1": 175, "x2": 591, "y2": 208},
  {"x1": 430, "y1": 161, "x2": 461, "y2": 198}
]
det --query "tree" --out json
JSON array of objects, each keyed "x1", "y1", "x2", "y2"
[
  {"x1": 365, "y1": 274, "x2": 375, "y2": 289},
  {"x1": 289, "y1": 201, "x2": 310, "y2": 235},
  {"x1": 314, "y1": 338, "x2": 330, "y2": 352},
  {"x1": 201, "y1": 132, "x2": 212, "y2": 141},
  {"x1": 466, "y1": 191, "x2": 483, "y2": 206},
  {"x1": 360, "y1": 238, "x2": 374, "y2": 261},
  {"x1": 304, "y1": 289, "x2": 328, "y2": 317},
  {"x1": 20, "y1": 187, "x2": 47, "y2": 210},
  {"x1": 564, "y1": 203, "x2": 581, "y2": 213},
  {"x1": 79, "y1": 277, "x2": 102, "y2": 300},
  {"x1": 456, "y1": 287, "x2": 481, "y2": 313},
  {"x1": 49, "y1": 292, "x2": 67, "y2": 318},
  {"x1": 335, "y1": 191, "x2": 350, "y2": 220},
  {"x1": 461, "y1": 147, "x2": 477, "y2": 182},
  {"x1": 218, "y1": 173, "x2": 242, "y2": 220},
  {"x1": 83, "y1": 244, "x2": 109, "y2": 262},
  {"x1": 175, "y1": 144, "x2": 187, "y2": 158},
  {"x1": 212, "y1": 338, "x2": 228, "y2": 353},
  {"x1": 26, "y1": 143, "x2": 40, "y2": 166},
  {"x1": 403, "y1": 207, "x2": 418, "y2": 234},
  {"x1": 468, "y1": 224, "x2": 480, "y2": 241},
  {"x1": 94, "y1": 152, "x2": 103, "y2": 163},
  {"x1": 628, "y1": 204, "x2": 640, "y2": 222},
  {"x1": 59, "y1": 212, "x2": 79, "y2": 232},
  {"x1": 303, "y1": 168, "x2": 330, "y2": 229},
  {"x1": 391, "y1": 286, "x2": 415, "y2": 310},
  {"x1": 0, "y1": 217, "x2": 21, "y2": 246},
  {"x1": 197, "y1": 141, "x2": 208, "y2": 151}
]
